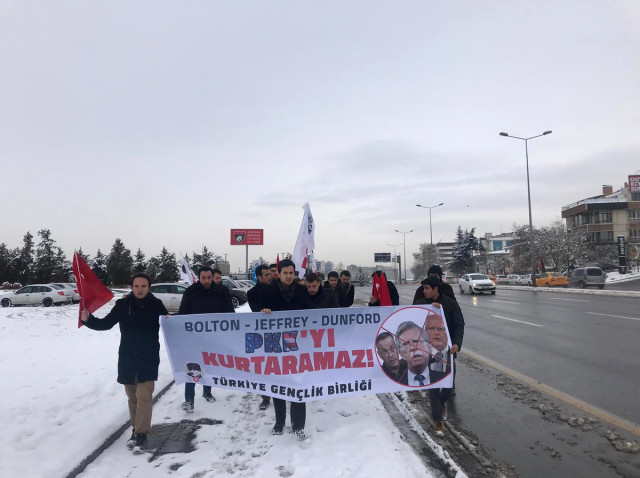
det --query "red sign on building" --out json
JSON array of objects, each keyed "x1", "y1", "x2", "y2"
[
  {"x1": 230, "y1": 229, "x2": 264, "y2": 246},
  {"x1": 629, "y1": 175, "x2": 640, "y2": 193}
]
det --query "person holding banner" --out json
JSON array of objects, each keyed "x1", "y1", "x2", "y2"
[
  {"x1": 80, "y1": 273, "x2": 168, "y2": 454},
  {"x1": 178, "y1": 267, "x2": 235, "y2": 412},
  {"x1": 418, "y1": 276, "x2": 465, "y2": 436},
  {"x1": 260, "y1": 259, "x2": 312, "y2": 440},
  {"x1": 247, "y1": 265, "x2": 274, "y2": 411},
  {"x1": 324, "y1": 271, "x2": 348, "y2": 307}
]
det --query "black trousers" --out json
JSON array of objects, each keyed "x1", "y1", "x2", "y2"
[
  {"x1": 273, "y1": 398, "x2": 306, "y2": 430},
  {"x1": 185, "y1": 383, "x2": 211, "y2": 402}
]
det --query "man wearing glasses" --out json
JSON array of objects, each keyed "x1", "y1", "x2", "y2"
[{"x1": 395, "y1": 321, "x2": 432, "y2": 386}]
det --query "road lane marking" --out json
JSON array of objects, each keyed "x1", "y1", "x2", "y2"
[
  {"x1": 463, "y1": 348, "x2": 640, "y2": 438},
  {"x1": 549, "y1": 297, "x2": 590, "y2": 302},
  {"x1": 586, "y1": 311, "x2": 640, "y2": 322},
  {"x1": 490, "y1": 314, "x2": 543, "y2": 327},
  {"x1": 489, "y1": 299, "x2": 521, "y2": 305}
]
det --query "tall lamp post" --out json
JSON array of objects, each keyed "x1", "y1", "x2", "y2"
[
  {"x1": 499, "y1": 130, "x2": 552, "y2": 287},
  {"x1": 386, "y1": 243, "x2": 402, "y2": 282},
  {"x1": 416, "y1": 203, "x2": 444, "y2": 245},
  {"x1": 395, "y1": 229, "x2": 413, "y2": 284}
]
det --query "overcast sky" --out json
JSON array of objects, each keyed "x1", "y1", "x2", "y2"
[{"x1": 2, "y1": 1, "x2": 639, "y2": 272}]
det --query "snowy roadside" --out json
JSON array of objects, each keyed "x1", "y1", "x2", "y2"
[{"x1": 0, "y1": 301, "x2": 447, "y2": 478}]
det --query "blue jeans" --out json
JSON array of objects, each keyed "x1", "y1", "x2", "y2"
[{"x1": 185, "y1": 383, "x2": 212, "y2": 402}]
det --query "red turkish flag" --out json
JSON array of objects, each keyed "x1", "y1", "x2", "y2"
[
  {"x1": 72, "y1": 251, "x2": 114, "y2": 328},
  {"x1": 371, "y1": 272, "x2": 392, "y2": 306}
]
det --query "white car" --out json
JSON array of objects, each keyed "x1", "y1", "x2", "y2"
[
  {"x1": 1, "y1": 284, "x2": 72, "y2": 307},
  {"x1": 459, "y1": 274, "x2": 496, "y2": 295},
  {"x1": 516, "y1": 274, "x2": 533, "y2": 286},
  {"x1": 52, "y1": 283, "x2": 80, "y2": 303},
  {"x1": 149, "y1": 283, "x2": 189, "y2": 313}
]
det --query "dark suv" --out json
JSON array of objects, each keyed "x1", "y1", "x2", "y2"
[{"x1": 568, "y1": 267, "x2": 606, "y2": 289}]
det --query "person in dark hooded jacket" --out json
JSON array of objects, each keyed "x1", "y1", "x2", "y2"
[
  {"x1": 412, "y1": 265, "x2": 456, "y2": 304},
  {"x1": 81, "y1": 272, "x2": 168, "y2": 454}
]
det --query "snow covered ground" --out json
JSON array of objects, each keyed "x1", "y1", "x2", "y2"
[
  {"x1": 0, "y1": 300, "x2": 441, "y2": 478},
  {"x1": 605, "y1": 269, "x2": 640, "y2": 284}
]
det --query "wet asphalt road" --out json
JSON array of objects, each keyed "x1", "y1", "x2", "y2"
[{"x1": 354, "y1": 284, "x2": 640, "y2": 477}]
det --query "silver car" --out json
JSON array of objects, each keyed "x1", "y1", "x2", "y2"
[
  {"x1": 459, "y1": 274, "x2": 496, "y2": 295},
  {"x1": 568, "y1": 267, "x2": 606, "y2": 289},
  {"x1": 149, "y1": 283, "x2": 189, "y2": 313},
  {"x1": 52, "y1": 283, "x2": 81, "y2": 304},
  {"x1": 1, "y1": 284, "x2": 72, "y2": 307}
]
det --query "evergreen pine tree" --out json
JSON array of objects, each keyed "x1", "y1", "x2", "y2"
[
  {"x1": 106, "y1": 238, "x2": 133, "y2": 286},
  {"x1": 33, "y1": 229, "x2": 57, "y2": 283},
  {"x1": 132, "y1": 248, "x2": 147, "y2": 273},
  {"x1": 154, "y1": 247, "x2": 179, "y2": 282},
  {"x1": 15, "y1": 232, "x2": 35, "y2": 285},
  {"x1": 91, "y1": 249, "x2": 110, "y2": 285},
  {"x1": 52, "y1": 247, "x2": 71, "y2": 282}
]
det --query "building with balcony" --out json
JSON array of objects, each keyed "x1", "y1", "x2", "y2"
[{"x1": 561, "y1": 181, "x2": 640, "y2": 245}]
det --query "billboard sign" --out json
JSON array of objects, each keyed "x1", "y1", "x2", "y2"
[
  {"x1": 374, "y1": 253, "x2": 391, "y2": 263},
  {"x1": 629, "y1": 175, "x2": 640, "y2": 193},
  {"x1": 230, "y1": 229, "x2": 264, "y2": 246}
]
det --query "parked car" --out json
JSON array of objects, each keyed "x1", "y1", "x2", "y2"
[
  {"x1": 568, "y1": 267, "x2": 606, "y2": 289},
  {"x1": 1, "y1": 284, "x2": 72, "y2": 307},
  {"x1": 516, "y1": 274, "x2": 533, "y2": 286},
  {"x1": 52, "y1": 283, "x2": 80, "y2": 303},
  {"x1": 236, "y1": 280, "x2": 256, "y2": 288},
  {"x1": 444, "y1": 276, "x2": 460, "y2": 285},
  {"x1": 221, "y1": 276, "x2": 249, "y2": 309},
  {"x1": 496, "y1": 275, "x2": 510, "y2": 285},
  {"x1": 149, "y1": 283, "x2": 188, "y2": 313},
  {"x1": 535, "y1": 272, "x2": 569, "y2": 288},
  {"x1": 505, "y1": 274, "x2": 520, "y2": 285},
  {"x1": 459, "y1": 274, "x2": 496, "y2": 295},
  {"x1": 487, "y1": 275, "x2": 498, "y2": 284}
]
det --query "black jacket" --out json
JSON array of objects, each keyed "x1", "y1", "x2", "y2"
[
  {"x1": 413, "y1": 281, "x2": 456, "y2": 304},
  {"x1": 259, "y1": 280, "x2": 311, "y2": 312},
  {"x1": 84, "y1": 293, "x2": 168, "y2": 385},
  {"x1": 324, "y1": 281, "x2": 348, "y2": 307},
  {"x1": 339, "y1": 282, "x2": 355, "y2": 307},
  {"x1": 369, "y1": 281, "x2": 400, "y2": 306},
  {"x1": 308, "y1": 287, "x2": 339, "y2": 309},
  {"x1": 178, "y1": 282, "x2": 235, "y2": 315},
  {"x1": 247, "y1": 282, "x2": 269, "y2": 312}
]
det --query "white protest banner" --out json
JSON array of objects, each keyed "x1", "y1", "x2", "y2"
[{"x1": 160, "y1": 305, "x2": 454, "y2": 403}]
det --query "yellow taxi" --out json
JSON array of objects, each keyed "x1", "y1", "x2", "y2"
[{"x1": 535, "y1": 272, "x2": 569, "y2": 288}]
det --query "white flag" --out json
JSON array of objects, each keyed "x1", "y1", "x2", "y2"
[
  {"x1": 180, "y1": 258, "x2": 198, "y2": 285},
  {"x1": 291, "y1": 202, "x2": 317, "y2": 273}
]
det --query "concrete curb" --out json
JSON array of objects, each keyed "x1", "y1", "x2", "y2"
[{"x1": 496, "y1": 285, "x2": 640, "y2": 298}]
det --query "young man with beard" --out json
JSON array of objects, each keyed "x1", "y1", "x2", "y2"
[
  {"x1": 260, "y1": 259, "x2": 311, "y2": 440},
  {"x1": 178, "y1": 267, "x2": 235, "y2": 412},
  {"x1": 247, "y1": 264, "x2": 273, "y2": 411},
  {"x1": 305, "y1": 272, "x2": 339, "y2": 309},
  {"x1": 339, "y1": 270, "x2": 355, "y2": 307},
  {"x1": 81, "y1": 273, "x2": 168, "y2": 454}
]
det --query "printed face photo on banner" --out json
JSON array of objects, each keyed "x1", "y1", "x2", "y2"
[{"x1": 375, "y1": 306, "x2": 452, "y2": 387}]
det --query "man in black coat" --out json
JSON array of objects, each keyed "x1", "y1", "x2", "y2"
[
  {"x1": 247, "y1": 264, "x2": 273, "y2": 410},
  {"x1": 259, "y1": 259, "x2": 312, "y2": 440},
  {"x1": 81, "y1": 273, "x2": 168, "y2": 454},
  {"x1": 417, "y1": 276, "x2": 464, "y2": 436},
  {"x1": 339, "y1": 270, "x2": 355, "y2": 307},
  {"x1": 413, "y1": 265, "x2": 456, "y2": 304},
  {"x1": 178, "y1": 267, "x2": 235, "y2": 412},
  {"x1": 306, "y1": 272, "x2": 339, "y2": 309},
  {"x1": 324, "y1": 271, "x2": 348, "y2": 307}
]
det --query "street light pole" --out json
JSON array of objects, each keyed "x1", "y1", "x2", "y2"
[
  {"x1": 499, "y1": 130, "x2": 552, "y2": 288},
  {"x1": 395, "y1": 229, "x2": 414, "y2": 284},
  {"x1": 386, "y1": 243, "x2": 402, "y2": 283},
  {"x1": 416, "y1": 203, "x2": 444, "y2": 244}
]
